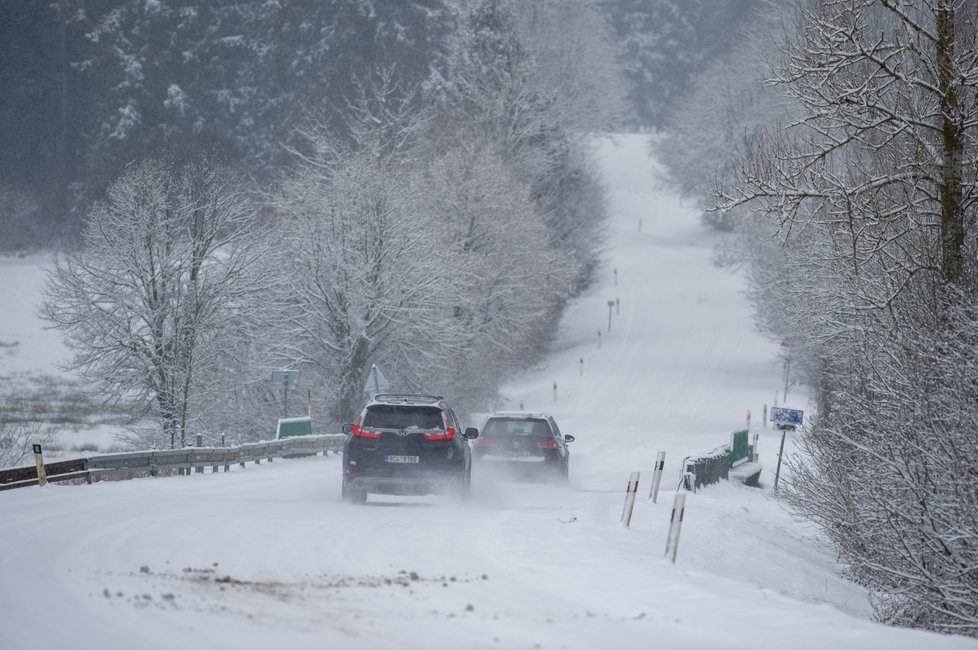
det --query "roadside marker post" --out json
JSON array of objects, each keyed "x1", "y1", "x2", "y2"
[
  {"x1": 31, "y1": 438, "x2": 47, "y2": 487},
  {"x1": 621, "y1": 472, "x2": 640, "y2": 527},
  {"x1": 648, "y1": 451, "x2": 666, "y2": 502},
  {"x1": 665, "y1": 492, "x2": 687, "y2": 563}
]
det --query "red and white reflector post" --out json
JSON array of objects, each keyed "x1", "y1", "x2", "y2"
[
  {"x1": 752, "y1": 432, "x2": 759, "y2": 462},
  {"x1": 747, "y1": 409, "x2": 752, "y2": 430},
  {"x1": 648, "y1": 452, "x2": 666, "y2": 502},
  {"x1": 621, "y1": 471, "x2": 640, "y2": 527},
  {"x1": 31, "y1": 438, "x2": 47, "y2": 487},
  {"x1": 664, "y1": 491, "x2": 687, "y2": 563}
]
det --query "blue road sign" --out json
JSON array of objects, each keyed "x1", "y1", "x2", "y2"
[{"x1": 770, "y1": 407, "x2": 804, "y2": 426}]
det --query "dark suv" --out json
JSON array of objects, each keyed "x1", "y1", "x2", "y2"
[
  {"x1": 472, "y1": 412, "x2": 574, "y2": 482},
  {"x1": 341, "y1": 394, "x2": 479, "y2": 504}
]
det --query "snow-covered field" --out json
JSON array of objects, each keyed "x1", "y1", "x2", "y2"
[{"x1": 1, "y1": 135, "x2": 975, "y2": 649}]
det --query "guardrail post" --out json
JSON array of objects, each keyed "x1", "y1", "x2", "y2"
[
  {"x1": 648, "y1": 451, "x2": 665, "y2": 502},
  {"x1": 664, "y1": 492, "x2": 687, "y2": 563},
  {"x1": 32, "y1": 439, "x2": 48, "y2": 487},
  {"x1": 195, "y1": 435, "x2": 204, "y2": 474},
  {"x1": 222, "y1": 435, "x2": 230, "y2": 472},
  {"x1": 682, "y1": 465, "x2": 696, "y2": 493},
  {"x1": 621, "y1": 471, "x2": 640, "y2": 527}
]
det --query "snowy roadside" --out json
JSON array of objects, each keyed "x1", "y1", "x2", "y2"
[{"x1": 1, "y1": 134, "x2": 975, "y2": 649}]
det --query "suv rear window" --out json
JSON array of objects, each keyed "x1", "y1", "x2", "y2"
[
  {"x1": 483, "y1": 418, "x2": 551, "y2": 437},
  {"x1": 363, "y1": 405, "x2": 444, "y2": 431}
]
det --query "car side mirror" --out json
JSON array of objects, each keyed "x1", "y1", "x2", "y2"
[
  {"x1": 564, "y1": 435, "x2": 575, "y2": 443},
  {"x1": 463, "y1": 427, "x2": 479, "y2": 440},
  {"x1": 342, "y1": 423, "x2": 354, "y2": 435}
]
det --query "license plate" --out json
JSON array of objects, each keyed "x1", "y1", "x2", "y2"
[{"x1": 384, "y1": 455, "x2": 419, "y2": 464}]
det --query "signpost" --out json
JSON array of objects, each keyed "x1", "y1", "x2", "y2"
[
  {"x1": 769, "y1": 407, "x2": 804, "y2": 492},
  {"x1": 272, "y1": 370, "x2": 300, "y2": 418}
]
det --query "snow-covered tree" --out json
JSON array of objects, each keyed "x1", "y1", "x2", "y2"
[
  {"x1": 599, "y1": 0, "x2": 760, "y2": 128},
  {"x1": 516, "y1": 0, "x2": 628, "y2": 132},
  {"x1": 659, "y1": 0, "x2": 800, "y2": 230},
  {"x1": 41, "y1": 150, "x2": 271, "y2": 449},
  {"x1": 715, "y1": 0, "x2": 978, "y2": 634},
  {"x1": 419, "y1": 135, "x2": 574, "y2": 413},
  {"x1": 275, "y1": 91, "x2": 465, "y2": 424},
  {"x1": 432, "y1": 0, "x2": 608, "y2": 290}
]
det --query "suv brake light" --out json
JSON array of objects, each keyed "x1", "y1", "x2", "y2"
[
  {"x1": 424, "y1": 426, "x2": 455, "y2": 441},
  {"x1": 424, "y1": 413, "x2": 457, "y2": 441},
  {"x1": 535, "y1": 438, "x2": 558, "y2": 449},
  {"x1": 474, "y1": 437, "x2": 496, "y2": 447},
  {"x1": 351, "y1": 422, "x2": 381, "y2": 439}
]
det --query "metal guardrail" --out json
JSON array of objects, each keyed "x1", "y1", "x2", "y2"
[
  {"x1": 682, "y1": 446, "x2": 731, "y2": 491},
  {"x1": 0, "y1": 434, "x2": 346, "y2": 491},
  {"x1": 681, "y1": 430, "x2": 757, "y2": 491}
]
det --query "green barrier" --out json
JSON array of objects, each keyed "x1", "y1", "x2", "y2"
[
  {"x1": 729, "y1": 430, "x2": 749, "y2": 467},
  {"x1": 276, "y1": 417, "x2": 312, "y2": 439}
]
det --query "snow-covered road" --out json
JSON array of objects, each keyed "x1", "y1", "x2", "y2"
[{"x1": 1, "y1": 135, "x2": 975, "y2": 649}]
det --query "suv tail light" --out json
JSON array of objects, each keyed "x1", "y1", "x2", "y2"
[
  {"x1": 535, "y1": 438, "x2": 558, "y2": 449},
  {"x1": 351, "y1": 422, "x2": 381, "y2": 439},
  {"x1": 423, "y1": 427, "x2": 456, "y2": 441},
  {"x1": 423, "y1": 414, "x2": 456, "y2": 441},
  {"x1": 474, "y1": 437, "x2": 496, "y2": 447}
]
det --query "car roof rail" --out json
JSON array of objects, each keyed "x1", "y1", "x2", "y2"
[
  {"x1": 371, "y1": 393, "x2": 444, "y2": 405},
  {"x1": 491, "y1": 410, "x2": 548, "y2": 419}
]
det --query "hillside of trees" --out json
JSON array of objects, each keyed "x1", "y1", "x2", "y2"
[
  {"x1": 2, "y1": 0, "x2": 753, "y2": 439},
  {"x1": 661, "y1": 0, "x2": 978, "y2": 637}
]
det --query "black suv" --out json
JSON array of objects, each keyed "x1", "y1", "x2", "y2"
[
  {"x1": 472, "y1": 412, "x2": 574, "y2": 482},
  {"x1": 341, "y1": 394, "x2": 479, "y2": 504}
]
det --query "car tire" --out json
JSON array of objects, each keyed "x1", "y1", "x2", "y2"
[
  {"x1": 561, "y1": 458, "x2": 570, "y2": 483},
  {"x1": 341, "y1": 481, "x2": 367, "y2": 505},
  {"x1": 457, "y1": 464, "x2": 471, "y2": 502}
]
